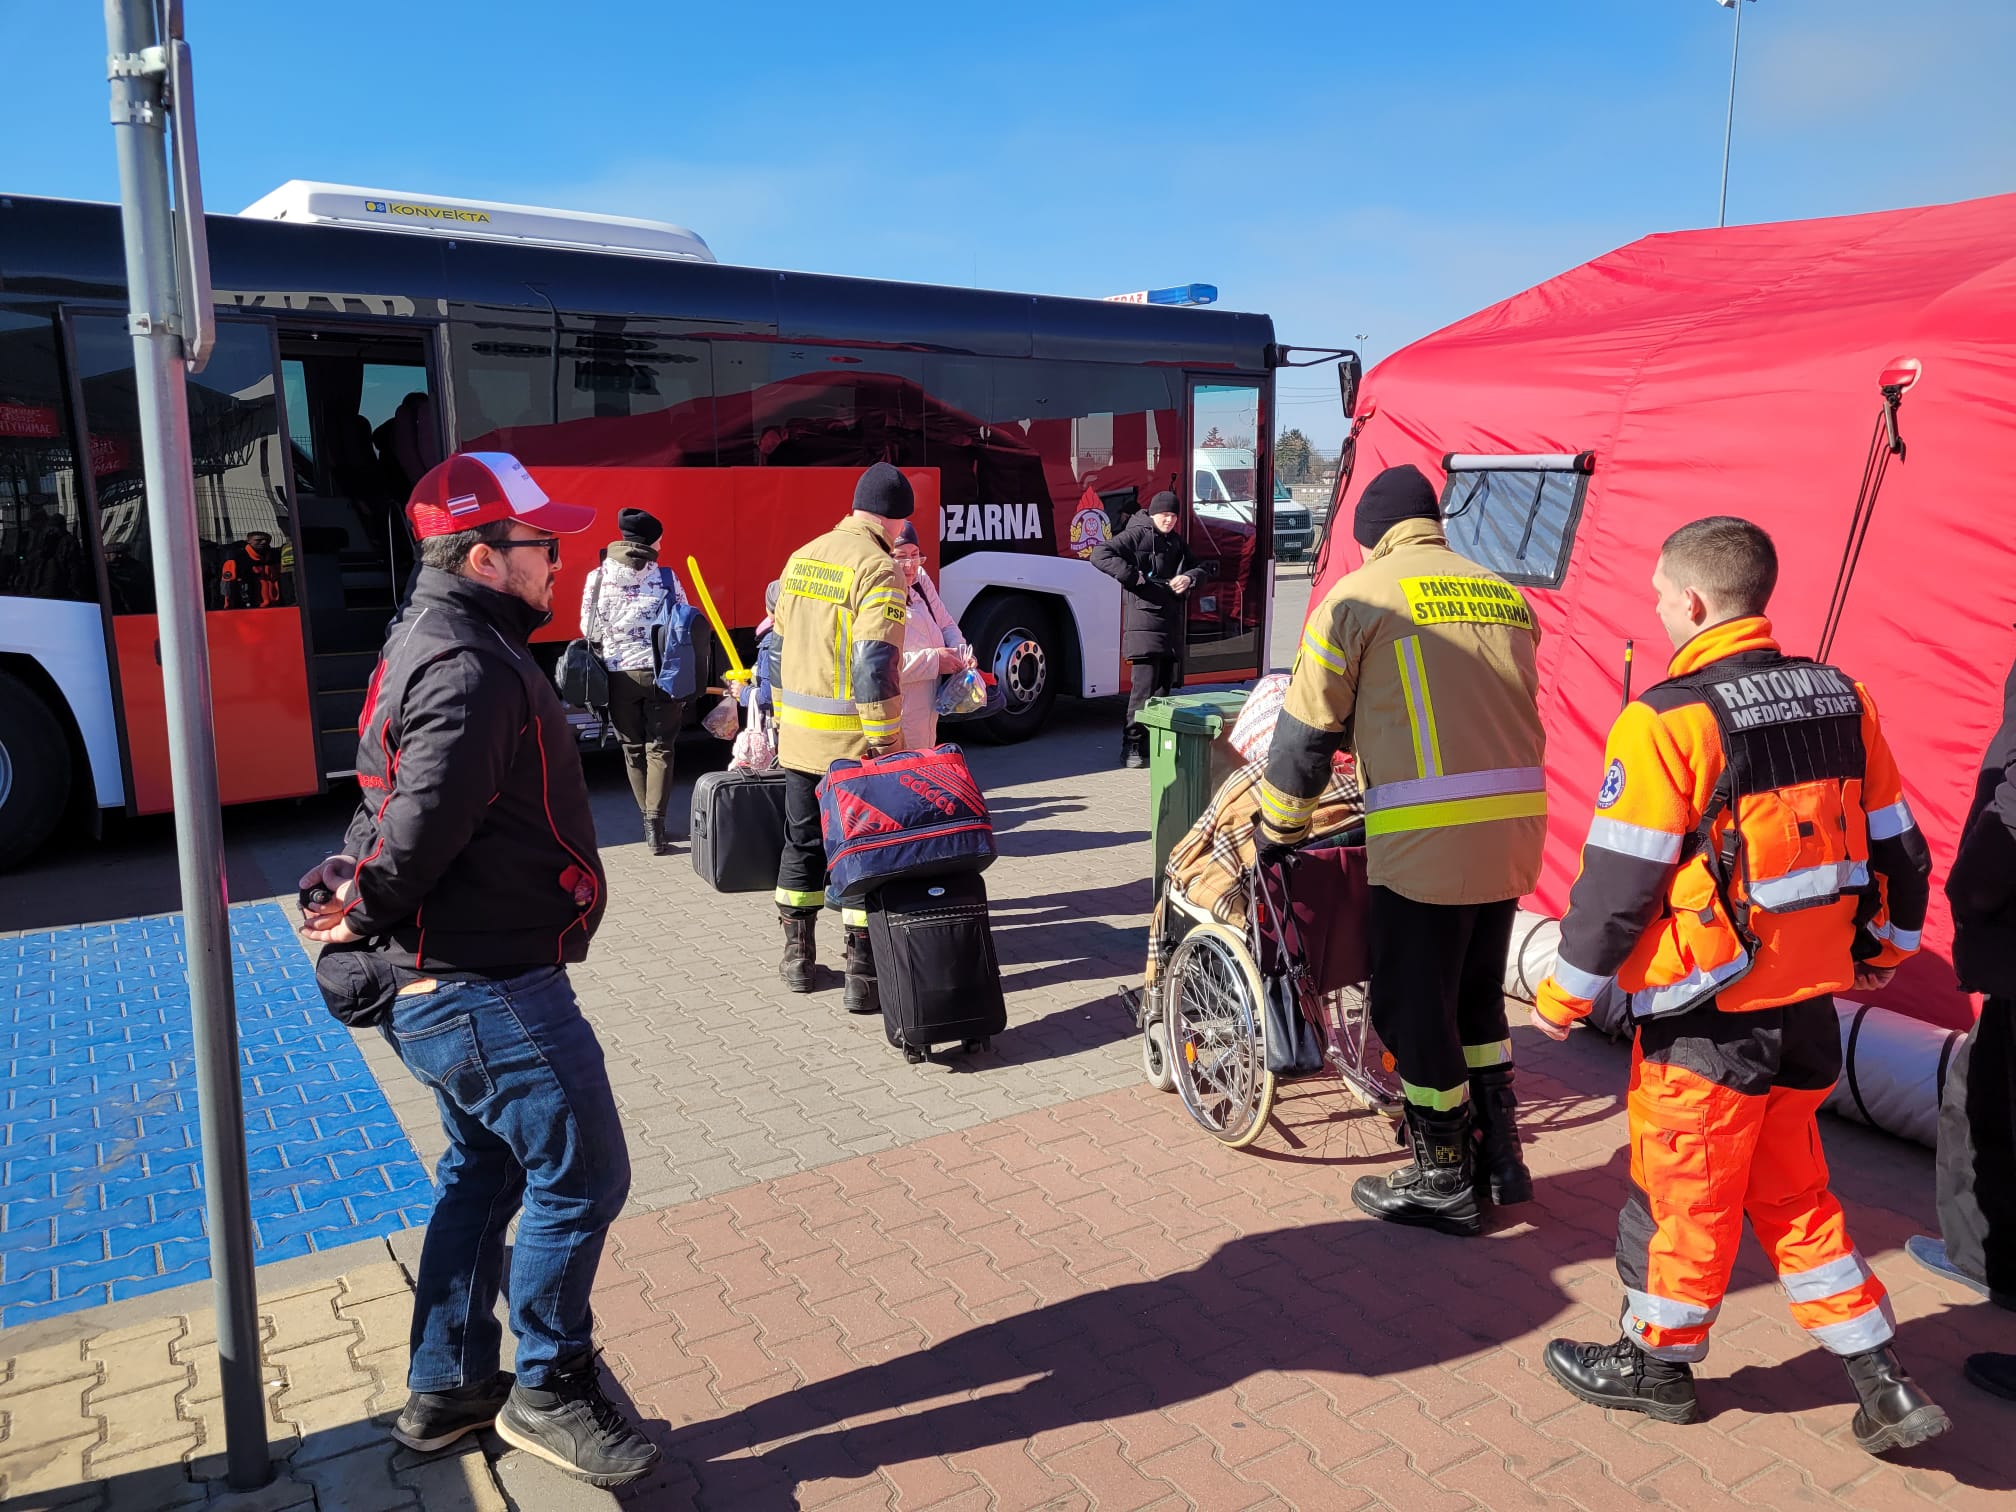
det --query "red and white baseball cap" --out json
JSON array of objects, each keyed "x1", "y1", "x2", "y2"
[{"x1": 405, "y1": 452, "x2": 597, "y2": 540}]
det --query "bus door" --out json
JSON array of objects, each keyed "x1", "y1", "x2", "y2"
[
  {"x1": 277, "y1": 329, "x2": 441, "y2": 776},
  {"x1": 68, "y1": 312, "x2": 319, "y2": 814},
  {"x1": 1183, "y1": 379, "x2": 1266, "y2": 679}
]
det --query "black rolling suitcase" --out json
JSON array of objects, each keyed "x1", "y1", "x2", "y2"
[
  {"x1": 690, "y1": 768, "x2": 789, "y2": 893},
  {"x1": 870, "y1": 873, "x2": 1008, "y2": 1062}
]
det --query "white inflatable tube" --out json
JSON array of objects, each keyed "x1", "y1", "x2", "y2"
[{"x1": 1502, "y1": 909, "x2": 1957, "y2": 1149}]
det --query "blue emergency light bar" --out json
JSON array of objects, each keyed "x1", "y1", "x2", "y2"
[{"x1": 1103, "y1": 283, "x2": 1218, "y2": 307}]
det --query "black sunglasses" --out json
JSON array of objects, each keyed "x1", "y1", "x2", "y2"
[{"x1": 487, "y1": 537, "x2": 562, "y2": 565}]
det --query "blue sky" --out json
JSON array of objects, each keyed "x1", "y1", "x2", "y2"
[{"x1": 7, "y1": 0, "x2": 2012, "y2": 448}]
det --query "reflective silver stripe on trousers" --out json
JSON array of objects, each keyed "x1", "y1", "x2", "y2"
[
  {"x1": 1621, "y1": 1289, "x2": 1720, "y2": 1362},
  {"x1": 1778, "y1": 1248, "x2": 1875, "y2": 1304},
  {"x1": 1363, "y1": 765, "x2": 1547, "y2": 813},
  {"x1": 1746, "y1": 859, "x2": 1869, "y2": 911},
  {"x1": 1805, "y1": 1296, "x2": 1897, "y2": 1356},
  {"x1": 1586, "y1": 816, "x2": 1684, "y2": 864},
  {"x1": 1551, "y1": 955, "x2": 1612, "y2": 1002},
  {"x1": 774, "y1": 688, "x2": 859, "y2": 715},
  {"x1": 1866, "y1": 799, "x2": 1917, "y2": 841},
  {"x1": 1632, "y1": 954, "x2": 1751, "y2": 1019}
]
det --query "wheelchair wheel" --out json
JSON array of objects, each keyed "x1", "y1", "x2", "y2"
[
  {"x1": 1320, "y1": 982, "x2": 1403, "y2": 1116},
  {"x1": 1141, "y1": 1018, "x2": 1178, "y2": 1094},
  {"x1": 1167, "y1": 923, "x2": 1275, "y2": 1147}
]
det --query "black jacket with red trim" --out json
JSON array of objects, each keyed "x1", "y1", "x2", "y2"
[{"x1": 338, "y1": 568, "x2": 606, "y2": 972}]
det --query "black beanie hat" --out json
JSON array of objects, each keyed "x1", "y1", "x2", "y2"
[
  {"x1": 853, "y1": 462, "x2": 915, "y2": 520},
  {"x1": 1353, "y1": 464, "x2": 1440, "y2": 550},
  {"x1": 618, "y1": 508, "x2": 662, "y2": 545},
  {"x1": 1148, "y1": 490, "x2": 1180, "y2": 516}
]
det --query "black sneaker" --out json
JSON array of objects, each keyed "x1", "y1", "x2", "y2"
[
  {"x1": 1544, "y1": 1336, "x2": 1701, "y2": 1424},
  {"x1": 391, "y1": 1371, "x2": 514, "y2": 1452},
  {"x1": 494, "y1": 1356, "x2": 660, "y2": 1487}
]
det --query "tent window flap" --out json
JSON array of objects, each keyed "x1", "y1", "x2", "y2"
[{"x1": 1437, "y1": 459, "x2": 1590, "y2": 587}]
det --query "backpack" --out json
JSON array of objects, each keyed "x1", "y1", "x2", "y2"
[{"x1": 653, "y1": 599, "x2": 711, "y2": 700}]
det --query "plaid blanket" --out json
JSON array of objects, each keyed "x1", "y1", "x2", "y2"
[{"x1": 1144, "y1": 758, "x2": 1363, "y2": 987}]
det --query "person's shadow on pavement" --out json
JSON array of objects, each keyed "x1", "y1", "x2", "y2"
[{"x1": 617, "y1": 1171, "x2": 1621, "y2": 1508}]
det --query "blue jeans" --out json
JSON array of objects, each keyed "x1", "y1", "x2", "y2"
[{"x1": 381, "y1": 966, "x2": 630, "y2": 1391}]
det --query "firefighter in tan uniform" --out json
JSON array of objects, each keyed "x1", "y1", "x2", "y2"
[
  {"x1": 773, "y1": 464, "x2": 910, "y2": 1009},
  {"x1": 1259, "y1": 464, "x2": 1547, "y2": 1237},
  {"x1": 1533, "y1": 517, "x2": 1947, "y2": 1454}
]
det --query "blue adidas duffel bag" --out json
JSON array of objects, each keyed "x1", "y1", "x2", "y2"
[{"x1": 817, "y1": 744, "x2": 996, "y2": 901}]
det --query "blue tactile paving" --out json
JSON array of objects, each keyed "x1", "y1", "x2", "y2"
[{"x1": 0, "y1": 903, "x2": 433, "y2": 1326}]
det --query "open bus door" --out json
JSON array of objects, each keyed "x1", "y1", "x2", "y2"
[
  {"x1": 68, "y1": 312, "x2": 319, "y2": 813},
  {"x1": 1182, "y1": 378, "x2": 1266, "y2": 681}
]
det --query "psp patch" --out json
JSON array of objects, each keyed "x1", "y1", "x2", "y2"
[{"x1": 1597, "y1": 759, "x2": 1626, "y2": 810}]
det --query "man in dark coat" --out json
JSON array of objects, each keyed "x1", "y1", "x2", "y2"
[
  {"x1": 1092, "y1": 491, "x2": 1212, "y2": 768},
  {"x1": 1911, "y1": 648, "x2": 2016, "y2": 1401}
]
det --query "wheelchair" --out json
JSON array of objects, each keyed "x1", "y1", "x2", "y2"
[{"x1": 1138, "y1": 834, "x2": 1402, "y2": 1148}]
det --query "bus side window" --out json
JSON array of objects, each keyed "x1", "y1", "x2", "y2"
[
  {"x1": 0, "y1": 302, "x2": 95, "y2": 604},
  {"x1": 71, "y1": 315, "x2": 296, "y2": 616}
]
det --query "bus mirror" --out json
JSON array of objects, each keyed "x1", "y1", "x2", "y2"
[{"x1": 1338, "y1": 353, "x2": 1364, "y2": 418}]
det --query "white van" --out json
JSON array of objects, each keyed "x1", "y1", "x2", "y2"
[{"x1": 1193, "y1": 447, "x2": 1314, "y2": 561}]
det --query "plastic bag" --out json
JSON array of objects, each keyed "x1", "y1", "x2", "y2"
[
  {"x1": 702, "y1": 696, "x2": 740, "y2": 741},
  {"x1": 935, "y1": 667, "x2": 988, "y2": 717}
]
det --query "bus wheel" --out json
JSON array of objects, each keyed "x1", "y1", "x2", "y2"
[
  {"x1": 0, "y1": 671, "x2": 72, "y2": 871},
  {"x1": 966, "y1": 596, "x2": 1058, "y2": 745}
]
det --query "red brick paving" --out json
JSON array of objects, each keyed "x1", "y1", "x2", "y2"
[{"x1": 592, "y1": 1052, "x2": 2016, "y2": 1510}]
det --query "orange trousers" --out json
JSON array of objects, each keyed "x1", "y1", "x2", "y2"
[{"x1": 1617, "y1": 996, "x2": 1894, "y2": 1363}]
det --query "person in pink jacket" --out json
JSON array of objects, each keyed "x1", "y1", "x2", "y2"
[{"x1": 891, "y1": 521, "x2": 972, "y2": 752}]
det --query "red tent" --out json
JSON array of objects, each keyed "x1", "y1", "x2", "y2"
[{"x1": 1315, "y1": 192, "x2": 2016, "y2": 1030}]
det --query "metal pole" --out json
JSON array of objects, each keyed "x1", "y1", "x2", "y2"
[
  {"x1": 102, "y1": 0, "x2": 270, "y2": 1490},
  {"x1": 1718, "y1": 0, "x2": 1744, "y2": 227}
]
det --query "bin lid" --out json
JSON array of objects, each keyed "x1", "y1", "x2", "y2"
[{"x1": 1136, "y1": 689, "x2": 1252, "y2": 735}]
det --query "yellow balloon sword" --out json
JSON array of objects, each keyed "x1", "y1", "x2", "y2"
[{"x1": 685, "y1": 556, "x2": 750, "y2": 687}]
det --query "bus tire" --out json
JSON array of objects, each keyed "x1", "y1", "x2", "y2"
[
  {"x1": 0, "y1": 671, "x2": 72, "y2": 872},
  {"x1": 965, "y1": 595, "x2": 1059, "y2": 745}
]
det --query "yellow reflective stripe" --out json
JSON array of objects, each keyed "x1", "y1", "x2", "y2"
[
  {"x1": 859, "y1": 719, "x2": 899, "y2": 739},
  {"x1": 1393, "y1": 636, "x2": 1442, "y2": 779},
  {"x1": 841, "y1": 907, "x2": 869, "y2": 928},
  {"x1": 1259, "y1": 783, "x2": 1319, "y2": 826},
  {"x1": 1299, "y1": 627, "x2": 1348, "y2": 676},
  {"x1": 835, "y1": 609, "x2": 852, "y2": 698},
  {"x1": 1402, "y1": 1079, "x2": 1470, "y2": 1112},
  {"x1": 1364, "y1": 790, "x2": 1547, "y2": 836},
  {"x1": 1464, "y1": 1039, "x2": 1513, "y2": 1069},
  {"x1": 775, "y1": 887, "x2": 824, "y2": 909},
  {"x1": 777, "y1": 705, "x2": 863, "y2": 733}
]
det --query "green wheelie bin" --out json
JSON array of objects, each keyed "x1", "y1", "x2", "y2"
[{"x1": 1138, "y1": 688, "x2": 1253, "y2": 883}]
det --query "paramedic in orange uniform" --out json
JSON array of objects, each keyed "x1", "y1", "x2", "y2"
[{"x1": 1533, "y1": 517, "x2": 1947, "y2": 1455}]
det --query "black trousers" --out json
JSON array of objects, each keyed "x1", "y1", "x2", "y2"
[
  {"x1": 1366, "y1": 887, "x2": 1518, "y2": 1110},
  {"x1": 1937, "y1": 994, "x2": 2016, "y2": 1294},
  {"x1": 1126, "y1": 655, "x2": 1179, "y2": 726},
  {"x1": 776, "y1": 768, "x2": 827, "y2": 916}
]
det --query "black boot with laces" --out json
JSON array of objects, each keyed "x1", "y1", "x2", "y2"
[
  {"x1": 1544, "y1": 1335, "x2": 1701, "y2": 1423},
  {"x1": 494, "y1": 1353, "x2": 661, "y2": 1487}
]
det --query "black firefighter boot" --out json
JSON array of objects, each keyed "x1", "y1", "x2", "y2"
[
  {"x1": 1543, "y1": 1335, "x2": 1701, "y2": 1424},
  {"x1": 843, "y1": 926, "x2": 880, "y2": 1016},
  {"x1": 1842, "y1": 1345, "x2": 1951, "y2": 1455},
  {"x1": 779, "y1": 910, "x2": 817, "y2": 994},
  {"x1": 1350, "y1": 1104, "x2": 1483, "y2": 1237},
  {"x1": 1122, "y1": 723, "x2": 1149, "y2": 770},
  {"x1": 1470, "y1": 1065, "x2": 1534, "y2": 1206}
]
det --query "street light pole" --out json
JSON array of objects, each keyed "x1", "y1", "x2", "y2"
[
  {"x1": 1718, "y1": 0, "x2": 1747, "y2": 228},
  {"x1": 101, "y1": 0, "x2": 269, "y2": 1491}
]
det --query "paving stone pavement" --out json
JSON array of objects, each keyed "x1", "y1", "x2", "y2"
[{"x1": 589, "y1": 1032, "x2": 2015, "y2": 1511}]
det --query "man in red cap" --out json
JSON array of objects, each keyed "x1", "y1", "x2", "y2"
[{"x1": 299, "y1": 452, "x2": 658, "y2": 1486}]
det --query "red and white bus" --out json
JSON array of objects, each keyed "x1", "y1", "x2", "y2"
[{"x1": 0, "y1": 184, "x2": 1288, "y2": 867}]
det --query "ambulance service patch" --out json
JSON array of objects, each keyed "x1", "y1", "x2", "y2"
[{"x1": 1597, "y1": 759, "x2": 1626, "y2": 810}]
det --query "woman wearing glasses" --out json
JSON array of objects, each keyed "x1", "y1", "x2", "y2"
[{"x1": 580, "y1": 508, "x2": 690, "y2": 855}]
